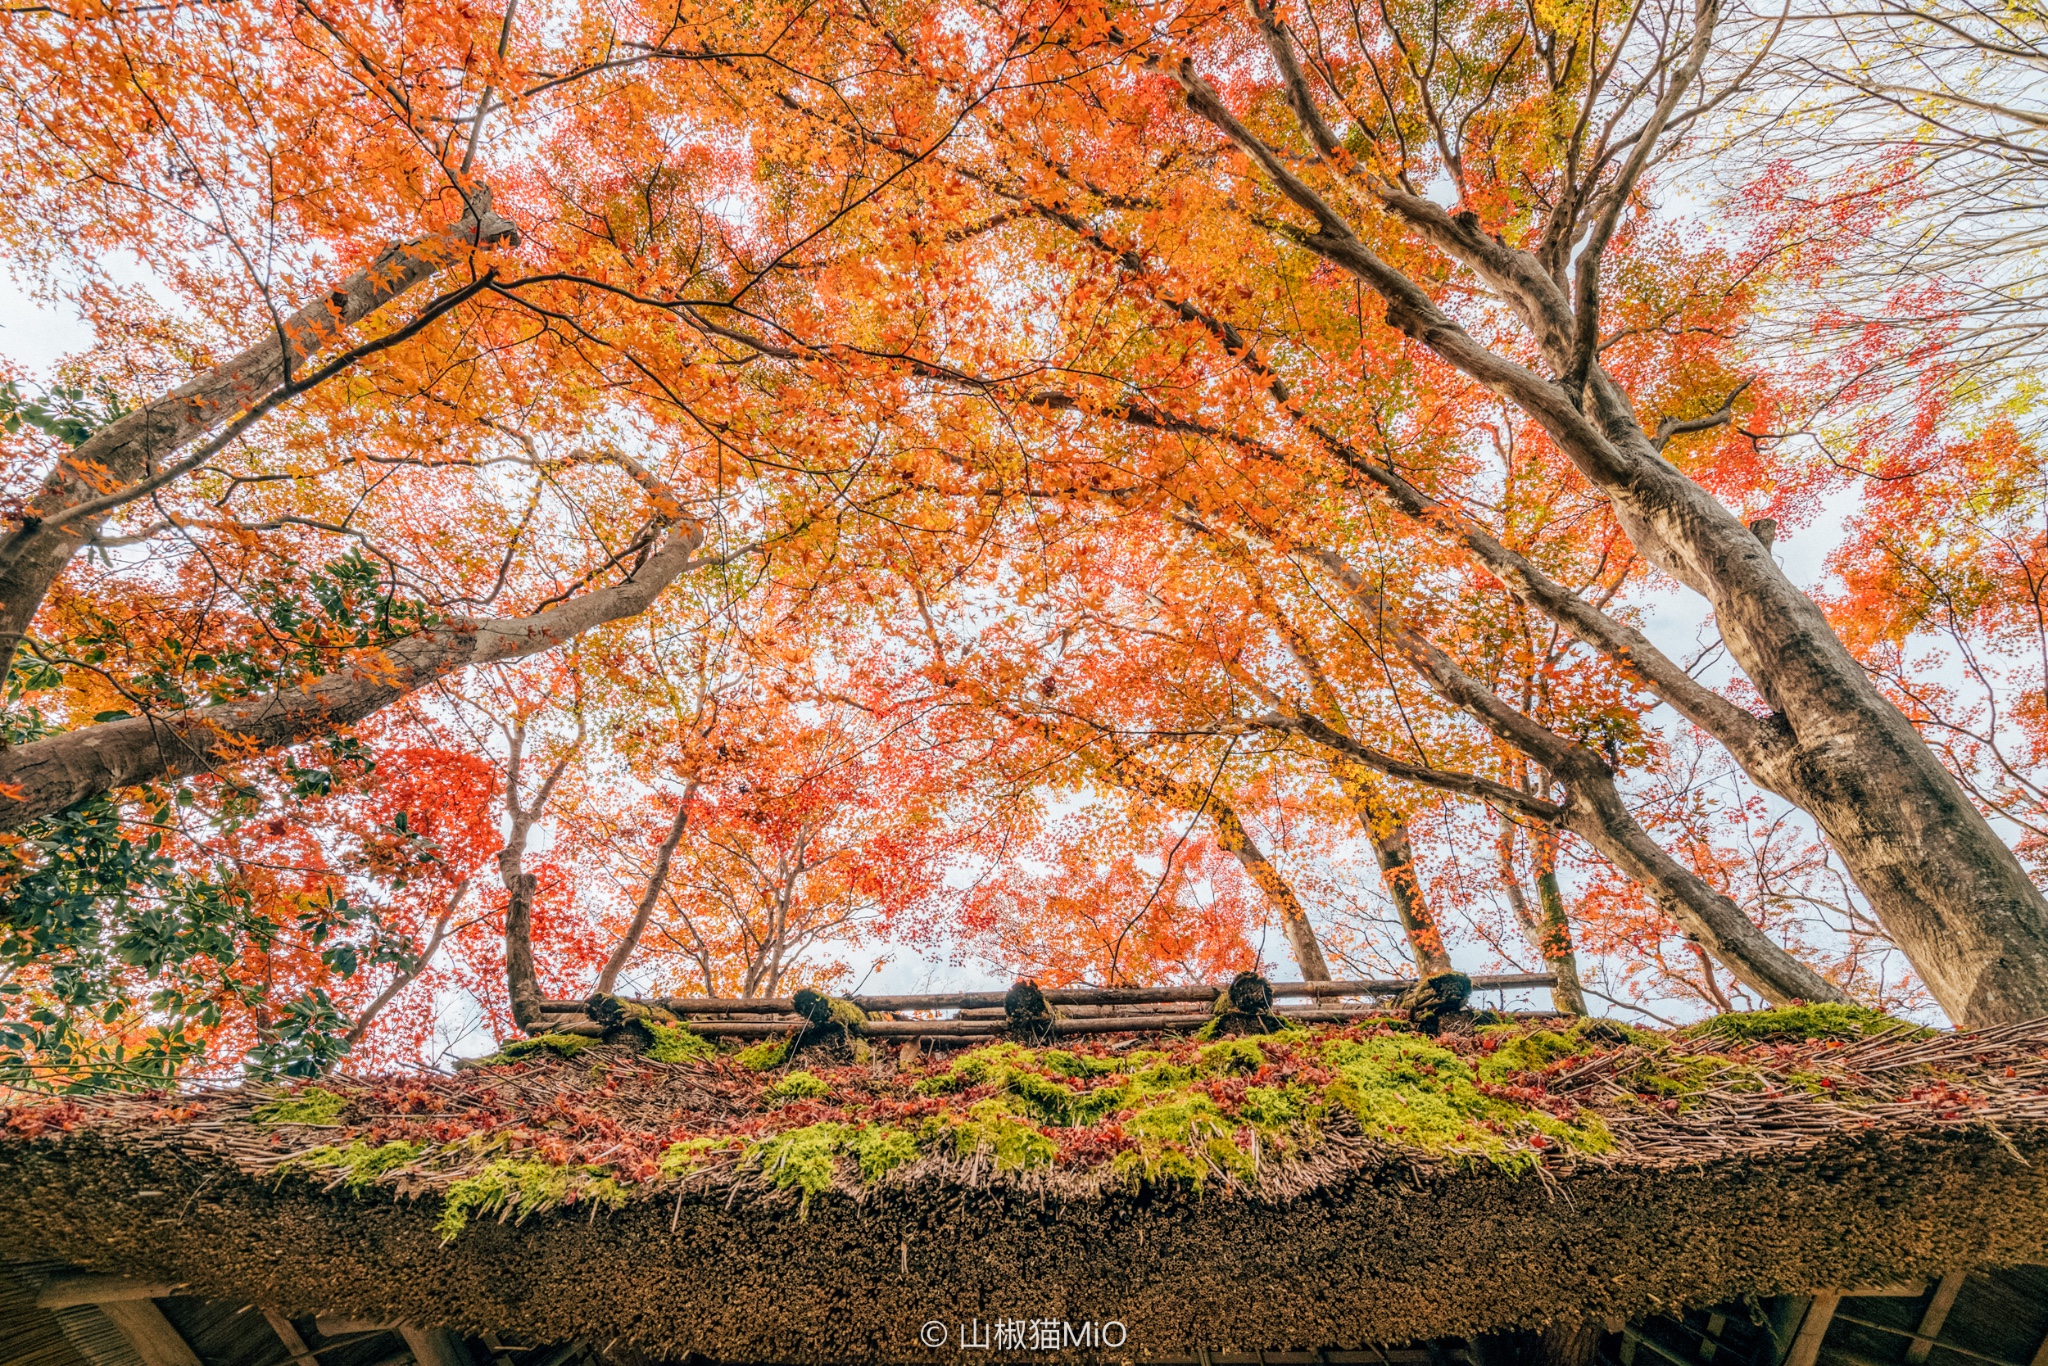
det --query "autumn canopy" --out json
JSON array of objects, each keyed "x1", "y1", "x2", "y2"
[{"x1": 0, "y1": 0, "x2": 2044, "y2": 1086}]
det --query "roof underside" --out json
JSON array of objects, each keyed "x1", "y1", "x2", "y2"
[{"x1": 6, "y1": 1122, "x2": 2048, "y2": 1362}]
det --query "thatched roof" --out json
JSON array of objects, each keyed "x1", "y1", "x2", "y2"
[{"x1": 5, "y1": 1010, "x2": 2048, "y2": 1364}]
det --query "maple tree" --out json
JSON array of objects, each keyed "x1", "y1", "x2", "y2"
[
  {"x1": 715, "y1": 0, "x2": 2044, "y2": 1023},
  {"x1": 5, "y1": 0, "x2": 2048, "y2": 1086}
]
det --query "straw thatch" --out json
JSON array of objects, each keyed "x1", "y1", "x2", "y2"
[{"x1": 3, "y1": 1013, "x2": 2048, "y2": 1364}]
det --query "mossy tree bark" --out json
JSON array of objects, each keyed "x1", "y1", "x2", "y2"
[{"x1": 1496, "y1": 815, "x2": 1588, "y2": 1015}]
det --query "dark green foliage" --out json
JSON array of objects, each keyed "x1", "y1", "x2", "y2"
[
  {"x1": 0, "y1": 379, "x2": 125, "y2": 448},
  {"x1": 0, "y1": 542, "x2": 456, "y2": 1090}
]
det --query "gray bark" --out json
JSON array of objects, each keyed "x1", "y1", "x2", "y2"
[
  {"x1": 0, "y1": 190, "x2": 518, "y2": 678},
  {"x1": 0, "y1": 521, "x2": 703, "y2": 830},
  {"x1": 498, "y1": 718, "x2": 580, "y2": 1034},
  {"x1": 594, "y1": 783, "x2": 695, "y2": 995},
  {"x1": 1335, "y1": 767, "x2": 1454, "y2": 976}
]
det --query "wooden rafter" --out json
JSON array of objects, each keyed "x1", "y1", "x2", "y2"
[
  {"x1": 401, "y1": 1326, "x2": 472, "y2": 1366},
  {"x1": 1786, "y1": 1294, "x2": 1842, "y2": 1366},
  {"x1": 1907, "y1": 1275, "x2": 1968, "y2": 1366},
  {"x1": 264, "y1": 1310, "x2": 322, "y2": 1366},
  {"x1": 95, "y1": 1301, "x2": 202, "y2": 1366},
  {"x1": 36, "y1": 1276, "x2": 182, "y2": 1309}
]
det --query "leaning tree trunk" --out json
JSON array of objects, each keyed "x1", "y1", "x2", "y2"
[
  {"x1": 1626, "y1": 497, "x2": 2048, "y2": 1027},
  {"x1": 1174, "y1": 16, "x2": 2048, "y2": 1026},
  {"x1": 0, "y1": 521, "x2": 703, "y2": 828},
  {"x1": 0, "y1": 188, "x2": 518, "y2": 679},
  {"x1": 1209, "y1": 801, "x2": 1333, "y2": 981},
  {"x1": 1333, "y1": 764, "x2": 1453, "y2": 976}
]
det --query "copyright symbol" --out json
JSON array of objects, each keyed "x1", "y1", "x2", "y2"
[{"x1": 920, "y1": 1322, "x2": 948, "y2": 1348}]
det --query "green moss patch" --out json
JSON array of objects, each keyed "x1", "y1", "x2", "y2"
[
  {"x1": 1680, "y1": 1004, "x2": 1933, "y2": 1045},
  {"x1": 735, "y1": 1036, "x2": 796, "y2": 1071},
  {"x1": 646, "y1": 1022, "x2": 716, "y2": 1063},
  {"x1": 657, "y1": 1135, "x2": 742, "y2": 1180},
  {"x1": 282, "y1": 1138, "x2": 422, "y2": 1192},
  {"x1": 741, "y1": 1121, "x2": 922, "y2": 1210},
  {"x1": 765, "y1": 1070, "x2": 832, "y2": 1105},
  {"x1": 1321, "y1": 1034, "x2": 1611, "y2": 1170},
  {"x1": 253, "y1": 1086, "x2": 348, "y2": 1125},
  {"x1": 437, "y1": 1156, "x2": 627, "y2": 1241}
]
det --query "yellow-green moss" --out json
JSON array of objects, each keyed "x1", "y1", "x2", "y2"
[
  {"x1": 849, "y1": 1124, "x2": 920, "y2": 1181},
  {"x1": 1196, "y1": 1037, "x2": 1269, "y2": 1074},
  {"x1": 1238, "y1": 1081, "x2": 1321, "y2": 1129},
  {"x1": 926, "y1": 1098, "x2": 1059, "y2": 1173},
  {"x1": 914, "y1": 1043, "x2": 1153, "y2": 1128},
  {"x1": 914, "y1": 1041, "x2": 1037, "y2": 1093},
  {"x1": 1320, "y1": 1034, "x2": 1612, "y2": 1169},
  {"x1": 657, "y1": 1136, "x2": 742, "y2": 1180},
  {"x1": 734, "y1": 1036, "x2": 796, "y2": 1071},
  {"x1": 253, "y1": 1086, "x2": 348, "y2": 1125},
  {"x1": 282, "y1": 1138, "x2": 423, "y2": 1192},
  {"x1": 902, "y1": 1032, "x2": 1620, "y2": 1187},
  {"x1": 437, "y1": 1157, "x2": 626, "y2": 1241},
  {"x1": 764, "y1": 1070, "x2": 832, "y2": 1105},
  {"x1": 646, "y1": 1022, "x2": 716, "y2": 1064},
  {"x1": 745, "y1": 1123, "x2": 851, "y2": 1209},
  {"x1": 1122, "y1": 1093, "x2": 1257, "y2": 1186},
  {"x1": 1041, "y1": 1048, "x2": 1149, "y2": 1078},
  {"x1": 738, "y1": 1119, "x2": 923, "y2": 1210}
]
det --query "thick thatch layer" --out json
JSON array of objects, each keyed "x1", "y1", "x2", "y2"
[{"x1": 4, "y1": 1012, "x2": 2048, "y2": 1363}]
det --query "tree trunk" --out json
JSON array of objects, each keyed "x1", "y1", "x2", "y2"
[
  {"x1": 1337, "y1": 766, "x2": 1453, "y2": 976},
  {"x1": 1273, "y1": 708, "x2": 1846, "y2": 1007},
  {"x1": 1706, "y1": 569, "x2": 2048, "y2": 1026},
  {"x1": 0, "y1": 520, "x2": 702, "y2": 828},
  {"x1": 497, "y1": 718, "x2": 580, "y2": 1035},
  {"x1": 594, "y1": 783, "x2": 695, "y2": 995},
  {"x1": 1529, "y1": 826, "x2": 1589, "y2": 1016},
  {"x1": 1176, "y1": 34, "x2": 2048, "y2": 1026},
  {"x1": 1280, "y1": 551, "x2": 1846, "y2": 1008},
  {"x1": 501, "y1": 869, "x2": 546, "y2": 1032},
  {"x1": 1556, "y1": 756, "x2": 1842, "y2": 1007},
  {"x1": 0, "y1": 189, "x2": 518, "y2": 678},
  {"x1": 1209, "y1": 802, "x2": 1332, "y2": 981}
]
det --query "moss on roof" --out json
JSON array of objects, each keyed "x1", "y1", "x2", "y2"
[{"x1": 4, "y1": 1011, "x2": 2048, "y2": 1363}]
